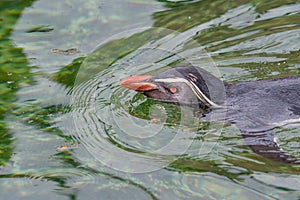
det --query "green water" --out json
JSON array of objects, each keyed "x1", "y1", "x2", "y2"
[{"x1": 1, "y1": 0, "x2": 300, "y2": 199}]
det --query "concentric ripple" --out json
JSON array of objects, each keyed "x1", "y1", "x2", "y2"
[{"x1": 71, "y1": 27, "x2": 226, "y2": 173}]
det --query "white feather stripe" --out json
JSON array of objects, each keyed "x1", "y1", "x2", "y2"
[{"x1": 154, "y1": 77, "x2": 222, "y2": 108}]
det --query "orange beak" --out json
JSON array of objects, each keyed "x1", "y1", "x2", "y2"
[{"x1": 120, "y1": 75, "x2": 158, "y2": 91}]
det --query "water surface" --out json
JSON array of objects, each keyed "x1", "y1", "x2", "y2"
[{"x1": 1, "y1": 0, "x2": 300, "y2": 199}]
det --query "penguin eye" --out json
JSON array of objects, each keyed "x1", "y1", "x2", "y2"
[{"x1": 169, "y1": 87, "x2": 178, "y2": 94}]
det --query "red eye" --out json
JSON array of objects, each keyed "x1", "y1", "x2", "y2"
[{"x1": 169, "y1": 87, "x2": 177, "y2": 93}]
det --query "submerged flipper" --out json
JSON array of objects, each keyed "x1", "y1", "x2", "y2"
[
  {"x1": 233, "y1": 115, "x2": 299, "y2": 164},
  {"x1": 242, "y1": 130, "x2": 299, "y2": 164}
]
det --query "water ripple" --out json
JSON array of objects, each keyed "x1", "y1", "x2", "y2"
[{"x1": 70, "y1": 28, "x2": 226, "y2": 173}]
